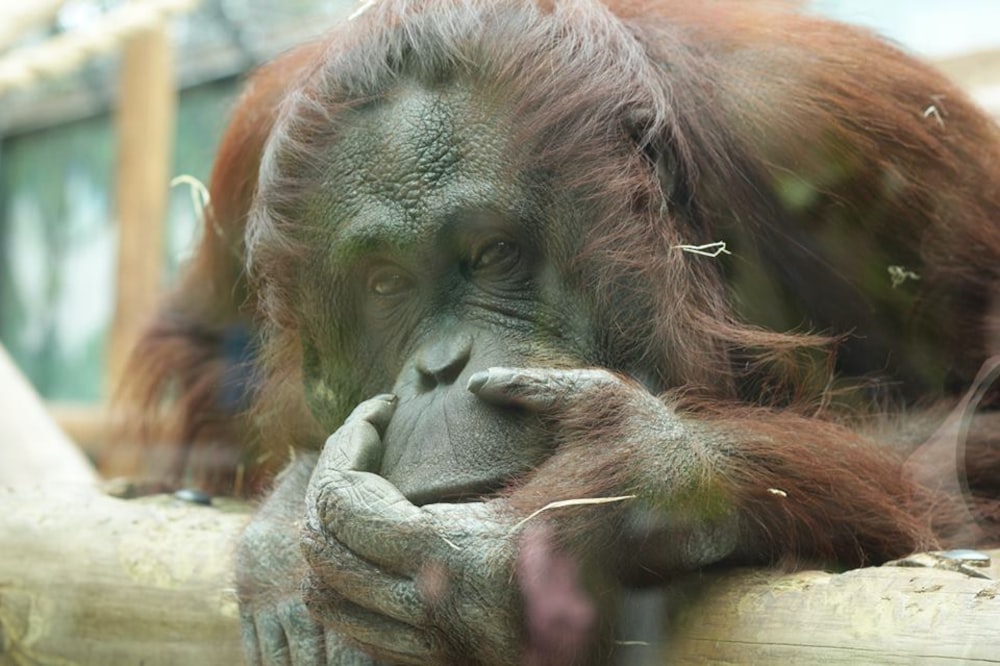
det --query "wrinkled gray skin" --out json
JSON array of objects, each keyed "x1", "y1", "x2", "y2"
[{"x1": 237, "y1": 84, "x2": 738, "y2": 665}]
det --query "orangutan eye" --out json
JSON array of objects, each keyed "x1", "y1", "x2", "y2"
[{"x1": 470, "y1": 240, "x2": 520, "y2": 274}]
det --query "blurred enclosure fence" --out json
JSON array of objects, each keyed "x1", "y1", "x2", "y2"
[{"x1": 0, "y1": 0, "x2": 355, "y2": 465}]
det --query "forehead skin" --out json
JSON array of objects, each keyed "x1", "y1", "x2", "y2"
[{"x1": 310, "y1": 82, "x2": 537, "y2": 259}]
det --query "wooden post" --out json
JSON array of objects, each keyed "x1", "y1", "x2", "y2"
[{"x1": 108, "y1": 23, "x2": 176, "y2": 393}]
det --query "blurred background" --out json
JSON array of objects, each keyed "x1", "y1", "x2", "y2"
[{"x1": 0, "y1": 0, "x2": 998, "y2": 464}]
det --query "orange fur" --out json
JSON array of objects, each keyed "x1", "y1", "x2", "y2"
[{"x1": 106, "y1": 1, "x2": 999, "y2": 563}]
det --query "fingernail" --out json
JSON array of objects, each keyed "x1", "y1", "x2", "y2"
[
  {"x1": 373, "y1": 393, "x2": 397, "y2": 403},
  {"x1": 467, "y1": 370, "x2": 489, "y2": 393}
]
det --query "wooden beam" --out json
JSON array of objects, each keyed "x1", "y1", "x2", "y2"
[
  {"x1": 0, "y1": 1, "x2": 64, "y2": 53},
  {"x1": 0, "y1": 488, "x2": 248, "y2": 666},
  {"x1": 48, "y1": 401, "x2": 109, "y2": 458},
  {"x1": 0, "y1": 345, "x2": 96, "y2": 486},
  {"x1": 0, "y1": 481, "x2": 997, "y2": 664},
  {"x1": 663, "y1": 559, "x2": 1000, "y2": 664},
  {"x1": 3, "y1": 341, "x2": 997, "y2": 664},
  {"x1": 107, "y1": 24, "x2": 176, "y2": 393}
]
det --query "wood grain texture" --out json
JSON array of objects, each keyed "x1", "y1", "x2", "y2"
[
  {"x1": 0, "y1": 485, "x2": 996, "y2": 665},
  {"x1": 0, "y1": 488, "x2": 249, "y2": 666}
]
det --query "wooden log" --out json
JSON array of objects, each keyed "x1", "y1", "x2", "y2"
[
  {"x1": 662, "y1": 559, "x2": 1000, "y2": 664},
  {"x1": 0, "y1": 487, "x2": 249, "y2": 666},
  {"x1": 0, "y1": 343, "x2": 247, "y2": 663},
  {"x1": 48, "y1": 401, "x2": 110, "y2": 460},
  {"x1": 2, "y1": 342, "x2": 996, "y2": 664},
  {"x1": 0, "y1": 482, "x2": 997, "y2": 665},
  {"x1": 0, "y1": 345, "x2": 97, "y2": 487}
]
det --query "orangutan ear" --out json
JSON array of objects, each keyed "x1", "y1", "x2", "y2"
[
  {"x1": 625, "y1": 108, "x2": 699, "y2": 226},
  {"x1": 634, "y1": 128, "x2": 706, "y2": 244}
]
